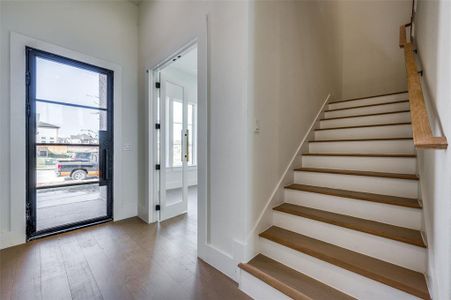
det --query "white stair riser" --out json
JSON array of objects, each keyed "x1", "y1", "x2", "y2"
[
  {"x1": 328, "y1": 93, "x2": 409, "y2": 110},
  {"x1": 315, "y1": 125, "x2": 412, "y2": 140},
  {"x1": 260, "y1": 238, "x2": 422, "y2": 300},
  {"x1": 284, "y1": 189, "x2": 422, "y2": 230},
  {"x1": 309, "y1": 140, "x2": 415, "y2": 154},
  {"x1": 272, "y1": 212, "x2": 426, "y2": 273},
  {"x1": 302, "y1": 155, "x2": 417, "y2": 174},
  {"x1": 294, "y1": 171, "x2": 418, "y2": 198},
  {"x1": 325, "y1": 102, "x2": 410, "y2": 119},
  {"x1": 320, "y1": 112, "x2": 411, "y2": 129},
  {"x1": 239, "y1": 270, "x2": 291, "y2": 300}
]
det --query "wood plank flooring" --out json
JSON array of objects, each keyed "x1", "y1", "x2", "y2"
[{"x1": 0, "y1": 201, "x2": 250, "y2": 300}]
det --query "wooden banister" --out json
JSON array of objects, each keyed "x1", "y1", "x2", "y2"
[
  {"x1": 399, "y1": 24, "x2": 407, "y2": 47},
  {"x1": 399, "y1": 24, "x2": 447, "y2": 149}
]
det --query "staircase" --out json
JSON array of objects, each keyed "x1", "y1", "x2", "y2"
[{"x1": 239, "y1": 92, "x2": 431, "y2": 300}]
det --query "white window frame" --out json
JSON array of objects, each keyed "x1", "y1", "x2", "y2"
[
  {"x1": 187, "y1": 102, "x2": 197, "y2": 167},
  {"x1": 166, "y1": 96, "x2": 184, "y2": 168}
]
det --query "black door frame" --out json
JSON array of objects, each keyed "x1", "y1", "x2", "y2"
[{"x1": 26, "y1": 47, "x2": 114, "y2": 240}]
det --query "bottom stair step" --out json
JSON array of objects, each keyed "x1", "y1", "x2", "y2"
[
  {"x1": 260, "y1": 226, "x2": 430, "y2": 299},
  {"x1": 239, "y1": 254, "x2": 355, "y2": 300}
]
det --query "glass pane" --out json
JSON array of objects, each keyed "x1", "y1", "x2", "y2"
[
  {"x1": 36, "y1": 102, "x2": 106, "y2": 144},
  {"x1": 36, "y1": 184, "x2": 107, "y2": 231},
  {"x1": 36, "y1": 145, "x2": 99, "y2": 188},
  {"x1": 36, "y1": 57, "x2": 108, "y2": 108},
  {"x1": 188, "y1": 104, "x2": 193, "y2": 125},
  {"x1": 173, "y1": 101, "x2": 183, "y2": 123},
  {"x1": 188, "y1": 125, "x2": 194, "y2": 166},
  {"x1": 188, "y1": 104, "x2": 196, "y2": 166},
  {"x1": 172, "y1": 123, "x2": 182, "y2": 167}
]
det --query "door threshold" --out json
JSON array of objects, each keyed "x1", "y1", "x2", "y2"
[{"x1": 28, "y1": 218, "x2": 113, "y2": 241}]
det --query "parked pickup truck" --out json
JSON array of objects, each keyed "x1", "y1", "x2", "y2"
[{"x1": 56, "y1": 151, "x2": 99, "y2": 181}]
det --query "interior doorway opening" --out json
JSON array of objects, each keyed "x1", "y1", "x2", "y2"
[{"x1": 154, "y1": 44, "x2": 198, "y2": 223}]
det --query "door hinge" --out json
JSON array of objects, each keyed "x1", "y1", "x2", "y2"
[
  {"x1": 155, "y1": 204, "x2": 161, "y2": 211},
  {"x1": 155, "y1": 164, "x2": 160, "y2": 170},
  {"x1": 25, "y1": 201, "x2": 32, "y2": 221},
  {"x1": 155, "y1": 123, "x2": 160, "y2": 129},
  {"x1": 26, "y1": 103, "x2": 31, "y2": 117},
  {"x1": 155, "y1": 82, "x2": 160, "y2": 89},
  {"x1": 26, "y1": 71, "x2": 31, "y2": 86}
]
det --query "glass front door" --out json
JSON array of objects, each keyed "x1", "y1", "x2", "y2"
[
  {"x1": 159, "y1": 77, "x2": 189, "y2": 221},
  {"x1": 26, "y1": 47, "x2": 113, "y2": 238}
]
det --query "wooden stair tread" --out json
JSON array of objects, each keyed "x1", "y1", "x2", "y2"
[
  {"x1": 309, "y1": 137, "x2": 412, "y2": 142},
  {"x1": 321, "y1": 110, "x2": 410, "y2": 121},
  {"x1": 259, "y1": 226, "x2": 430, "y2": 299},
  {"x1": 325, "y1": 100, "x2": 409, "y2": 112},
  {"x1": 273, "y1": 203, "x2": 425, "y2": 247},
  {"x1": 302, "y1": 153, "x2": 416, "y2": 158},
  {"x1": 239, "y1": 254, "x2": 355, "y2": 300},
  {"x1": 316, "y1": 122, "x2": 411, "y2": 131},
  {"x1": 285, "y1": 184, "x2": 421, "y2": 208},
  {"x1": 329, "y1": 91, "x2": 408, "y2": 104},
  {"x1": 294, "y1": 167, "x2": 419, "y2": 180}
]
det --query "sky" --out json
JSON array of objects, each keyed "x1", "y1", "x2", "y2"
[{"x1": 36, "y1": 57, "x2": 107, "y2": 139}]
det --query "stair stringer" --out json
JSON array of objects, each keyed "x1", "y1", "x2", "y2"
[{"x1": 240, "y1": 93, "x2": 332, "y2": 272}]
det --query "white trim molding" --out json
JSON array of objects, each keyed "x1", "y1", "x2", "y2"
[
  {"x1": 2, "y1": 32, "x2": 124, "y2": 249},
  {"x1": 141, "y1": 14, "x2": 242, "y2": 283}
]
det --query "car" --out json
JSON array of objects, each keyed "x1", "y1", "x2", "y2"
[{"x1": 56, "y1": 151, "x2": 99, "y2": 181}]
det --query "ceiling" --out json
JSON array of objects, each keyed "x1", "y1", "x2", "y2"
[{"x1": 169, "y1": 47, "x2": 198, "y2": 76}]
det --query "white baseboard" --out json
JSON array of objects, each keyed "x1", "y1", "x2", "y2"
[
  {"x1": 0, "y1": 231, "x2": 26, "y2": 250},
  {"x1": 198, "y1": 242, "x2": 240, "y2": 281},
  {"x1": 416, "y1": 151, "x2": 435, "y2": 299}
]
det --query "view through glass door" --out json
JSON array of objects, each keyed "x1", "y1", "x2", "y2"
[{"x1": 26, "y1": 48, "x2": 113, "y2": 239}]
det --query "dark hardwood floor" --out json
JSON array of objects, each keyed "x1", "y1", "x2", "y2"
[{"x1": 0, "y1": 192, "x2": 250, "y2": 300}]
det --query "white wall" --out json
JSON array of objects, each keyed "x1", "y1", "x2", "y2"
[
  {"x1": 138, "y1": 1, "x2": 249, "y2": 279},
  {"x1": 415, "y1": 1, "x2": 451, "y2": 299},
  {"x1": 336, "y1": 0, "x2": 411, "y2": 99},
  {"x1": 0, "y1": 1, "x2": 139, "y2": 248},
  {"x1": 246, "y1": 0, "x2": 341, "y2": 251}
]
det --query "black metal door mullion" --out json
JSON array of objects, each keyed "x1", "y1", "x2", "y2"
[
  {"x1": 26, "y1": 47, "x2": 37, "y2": 237},
  {"x1": 106, "y1": 72, "x2": 114, "y2": 219},
  {"x1": 35, "y1": 98, "x2": 108, "y2": 111}
]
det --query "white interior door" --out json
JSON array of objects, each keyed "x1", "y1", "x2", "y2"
[{"x1": 159, "y1": 74, "x2": 189, "y2": 221}]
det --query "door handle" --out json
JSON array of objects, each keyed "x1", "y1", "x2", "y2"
[
  {"x1": 185, "y1": 129, "x2": 189, "y2": 162},
  {"x1": 181, "y1": 129, "x2": 184, "y2": 163},
  {"x1": 104, "y1": 149, "x2": 109, "y2": 180},
  {"x1": 99, "y1": 148, "x2": 108, "y2": 186}
]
